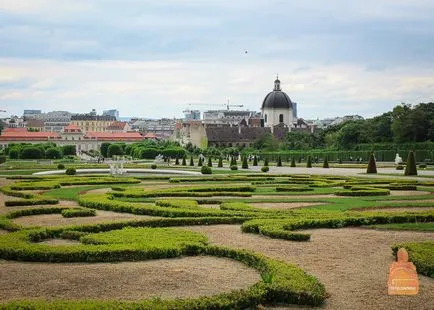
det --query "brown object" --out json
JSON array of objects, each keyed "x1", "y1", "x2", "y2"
[{"x1": 388, "y1": 248, "x2": 419, "y2": 295}]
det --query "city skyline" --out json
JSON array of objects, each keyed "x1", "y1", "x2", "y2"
[{"x1": 0, "y1": 0, "x2": 433, "y2": 119}]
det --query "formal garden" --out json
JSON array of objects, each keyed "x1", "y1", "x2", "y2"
[{"x1": 0, "y1": 162, "x2": 433, "y2": 309}]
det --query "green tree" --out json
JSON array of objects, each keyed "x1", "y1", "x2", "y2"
[
  {"x1": 254, "y1": 133, "x2": 279, "y2": 151},
  {"x1": 182, "y1": 155, "x2": 187, "y2": 166},
  {"x1": 198, "y1": 156, "x2": 203, "y2": 166},
  {"x1": 277, "y1": 155, "x2": 282, "y2": 167},
  {"x1": 264, "y1": 158, "x2": 269, "y2": 166},
  {"x1": 20, "y1": 146, "x2": 43, "y2": 159},
  {"x1": 218, "y1": 157, "x2": 223, "y2": 167},
  {"x1": 253, "y1": 156, "x2": 258, "y2": 166},
  {"x1": 45, "y1": 148, "x2": 62, "y2": 159},
  {"x1": 107, "y1": 144, "x2": 124, "y2": 157},
  {"x1": 8, "y1": 148, "x2": 19, "y2": 159},
  {"x1": 189, "y1": 156, "x2": 194, "y2": 166},
  {"x1": 242, "y1": 156, "x2": 248, "y2": 169},
  {"x1": 62, "y1": 145, "x2": 76, "y2": 156},
  {"x1": 175, "y1": 156, "x2": 179, "y2": 165},
  {"x1": 207, "y1": 157, "x2": 212, "y2": 167},
  {"x1": 100, "y1": 143, "x2": 111, "y2": 157}
]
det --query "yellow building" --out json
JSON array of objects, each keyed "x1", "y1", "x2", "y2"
[{"x1": 70, "y1": 114, "x2": 116, "y2": 133}]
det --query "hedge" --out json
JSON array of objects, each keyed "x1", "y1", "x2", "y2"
[
  {"x1": 392, "y1": 241, "x2": 434, "y2": 278},
  {"x1": 61, "y1": 208, "x2": 96, "y2": 218},
  {"x1": 5, "y1": 198, "x2": 59, "y2": 207}
]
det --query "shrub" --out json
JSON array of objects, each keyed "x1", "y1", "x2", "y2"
[
  {"x1": 99, "y1": 143, "x2": 110, "y2": 157},
  {"x1": 396, "y1": 165, "x2": 404, "y2": 170},
  {"x1": 8, "y1": 149, "x2": 19, "y2": 159},
  {"x1": 207, "y1": 157, "x2": 212, "y2": 167},
  {"x1": 190, "y1": 156, "x2": 194, "y2": 166},
  {"x1": 57, "y1": 163, "x2": 65, "y2": 169},
  {"x1": 201, "y1": 166, "x2": 212, "y2": 174},
  {"x1": 419, "y1": 164, "x2": 427, "y2": 169},
  {"x1": 264, "y1": 158, "x2": 269, "y2": 166},
  {"x1": 0, "y1": 155, "x2": 6, "y2": 163},
  {"x1": 182, "y1": 156, "x2": 187, "y2": 166},
  {"x1": 197, "y1": 157, "x2": 203, "y2": 166},
  {"x1": 5, "y1": 198, "x2": 59, "y2": 206},
  {"x1": 65, "y1": 168, "x2": 76, "y2": 175},
  {"x1": 230, "y1": 165, "x2": 238, "y2": 171},
  {"x1": 306, "y1": 156, "x2": 312, "y2": 168},
  {"x1": 242, "y1": 156, "x2": 249, "y2": 169},
  {"x1": 366, "y1": 153, "x2": 377, "y2": 174},
  {"x1": 45, "y1": 147, "x2": 62, "y2": 159},
  {"x1": 405, "y1": 151, "x2": 417, "y2": 176},
  {"x1": 62, "y1": 145, "x2": 77, "y2": 156},
  {"x1": 107, "y1": 144, "x2": 124, "y2": 157},
  {"x1": 323, "y1": 156, "x2": 329, "y2": 168},
  {"x1": 151, "y1": 164, "x2": 157, "y2": 169},
  {"x1": 252, "y1": 156, "x2": 258, "y2": 166},
  {"x1": 218, "y1": 157, "x2": 223, "y2": 167},
  {"x1": 175, "y1": 157, "x2": 179, "y2": 165},
  {"x1": 392, "y1": 241, "x2": 434, "y2": 278},
  {"x1": 61, "y1": 208, "x2": 96, "y2": 218},
  {"x1": 290, "y1": 157, "x2": 296, "y2": 167},
  {"x1": 261, "y1": 166, "x2": 269, "y2": 172},
  {"x1": 277, "y1": 156, "x2": 282, "y2": 167},
  {"x1": 20, "y1": 146, "x2": 43, "y2": 159},
  {"x1": 339, "y1": 158, "x2": 342, "y2": 164}
]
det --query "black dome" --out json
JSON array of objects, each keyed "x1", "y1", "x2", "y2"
[{"x1": 262, "y1": 90, "x2": 293, "y2": 109}]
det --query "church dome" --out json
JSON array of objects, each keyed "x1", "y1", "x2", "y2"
[{"x1": 261, "y1": 77, "x2": 293, "y2": 109}]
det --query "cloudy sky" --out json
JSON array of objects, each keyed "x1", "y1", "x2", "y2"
[{"x1": 0, "y1": 0, "x2": 433, "y2": 119}]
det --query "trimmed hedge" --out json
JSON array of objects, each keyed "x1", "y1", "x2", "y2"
[
  {"x1": 392, "y1": 241, "x2": 434, "y2": 278},
  {"x1": 61, "y1": 208, "x2": 96, "y2": 218},
  {"x1": 5, "y1": 198, "x2": 59, "y2": 207}
]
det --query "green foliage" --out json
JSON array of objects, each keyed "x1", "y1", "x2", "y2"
[
  {"x1": 253, "y1": 156, "x2": 258, "y2": 166},
  {"x1": 20, "y1": 146, "x2": 43, "y2": 159},
  {"x1": 207, "y1": 157, "x2": 212, "y2": 167},
  {"x1": 8, "y1": 148, "x2": 19, "y2": 159},
  {"x1": 5, "y1": 198, "x2": 58, "y2": 207},
  {"x1": 396, "y1": 165, "x2": 404, "y2": 170},
  {"x1": 175, "y1": 157, "x2": 179, "y2": 165},
  {"x1": 151, "y1": 164, "x2": 157, "y2": 169},
  {"x1": 65, "y1": 168, "x2": 76, "y2": 175},
  {"x1": 45, "y1": 147, "x2": 62, "y2": 159},
  {"x1": 62, "y1": 145, "x2": 77, "y2": 156},
  {"x1": 290, "y1": 157, "x2": 296, "y2": 167},
  {"x1": 392, "y1": 241, "x2": 434, "y2": 277},
  {"x1": 61, "y1": 208, "x2": 96, "y2": 218},
  {"x1": 230, "y1": 165, "x2": 238, "y2": 171},
  {"x1": 201, "y1": 166, "x2": 212, "y2": 174},
  {"x1": 306, "y1": 156, "x2": 312, "y2": 168},
  {"x1": 323, "y1": 156, "x2": 329, "y2": 168},
  {"x1": 107, "y1": 144, "x2": 124, "y2": 157},
  {"x1": 57, "y1": 163, "x2": 65, "y2": 169},
  {"x1": 189, "y1": 155, "x2": 194, "y2": 166},
  {"x1": 366, "y1": 153, "x2": 377, "y2": 174},
  {"x1": 264, "y1": 158, "x2": 269, "y2": 166},
  {"x1": 182, "y1": 155, "x2": 187, "y2": 166},
  {"x1": 277, "y1": 156, "x2": 282, "y2": 167},
  {"x1": 405, "y1": 151, "x2": 418, "y2": 176},
  {"x1": 242, "y1": 156, "x2": 249, "y2": 169},
  {"x1": 197, "y1": 156, "x2": 203, "y2": 166},
  {"x1": 261, "y1": 166, "x2": 269, "y2": 173},
  {"x1": 218, "y1": 157, "x2": 223, "y2": 167}
]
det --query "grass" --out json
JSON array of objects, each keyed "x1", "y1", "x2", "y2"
[{"x1": 41, "y1": 185, "x2": 112, "y2": 201}]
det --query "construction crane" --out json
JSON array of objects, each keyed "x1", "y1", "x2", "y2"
[{"x1": 184, "y1": 101, "x2": 243, "y2": 112}]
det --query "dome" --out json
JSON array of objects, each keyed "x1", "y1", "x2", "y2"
[{"x1": 261, "y1": 77, "x2": 293, "y2": 109}]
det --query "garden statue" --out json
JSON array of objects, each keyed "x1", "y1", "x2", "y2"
[
  {"x1": 388, "y1": 248, "x2": 419, "y2": 295},
  {"x1": 395, "y1": 153, "x2": 403, "y2": 165}
]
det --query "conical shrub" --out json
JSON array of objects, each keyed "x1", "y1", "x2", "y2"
[
  {"x1": 290, "y1": 157, "x2": 296, "y2": 167},
  {"x1": 208, "y1": 157, "x2": 212, "y2": 167},
  {"x1": 306, "y1": 156, "x2": 312, "y2": 168},
  {"x1": 198, "y1": 157, "x2": 203, "y2": 166},
  {"x1": 242, "y1": 156, "x2": 248, "y2": 169},
  {"x1": 253, "y1": 156, "x2": 258, "y2": 166},
  {"x1": 323, "y1": 156, "x2": 329, "y2": 168},
  {"x1": 404, "y1": 151, "x2": 417, "y2": 176},
  {"x1": 366, "y1": 153, "x2": 377, "y2": 174},
  {"x1": 277, "y1": 155, "x2": 282, "y2": 167},
  {"x1": 264, "y1": 158, "x2": 269, "y2": 166},
  {"x1": 189, "y1": 156, "x2": 194, "y2": 166},
  {"x1": 175, "y1": 156, "x2": 179, "y2": 165},
  {"x1": 182, "y1": 156, "x2": 187, "y2": 166},
  {"x1": 218, "y1": 157, "x2": 223, "y2": 168}
]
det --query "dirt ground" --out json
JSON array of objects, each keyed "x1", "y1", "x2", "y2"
[
  {"x1": 0, "y1": 256, "x2": 260, "y2": 301},
  {"x1": 184, "y1": 225, "x2": 434, "y2": 310},
  {"x1": 389, "y1": 190, "x2": 431, "y2": 196}
]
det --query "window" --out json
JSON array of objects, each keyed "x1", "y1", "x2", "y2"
[
  {"x1": 279, "y1": 114, "x2": 284, "y2": 123},
  {"x1": 264, "y1": 114, "x2": 267, "y2": 123}
]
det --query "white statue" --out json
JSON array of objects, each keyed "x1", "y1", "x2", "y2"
[{"x1": 395, "y1": 153, "x2": 403, "y2": 165}]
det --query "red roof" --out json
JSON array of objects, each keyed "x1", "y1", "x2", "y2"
[
  {"x1": 0, "y1": 131, "x2": 60, "y2": 141},
  {"x1": 84, "y1": 131, "x2": 143, "y2": 141},
  {"x1": 3, "y1": 127, "x2": 27, "y2": 133},
  {"x1": 106, "y1": 121, "x2": 128, "y2": 130},
  {"x1": 143, "y1": 133, "x2": 157, "y2": 139},
  {"x1": 63, "y1": 124, "x2": 82, "y2": 132}
]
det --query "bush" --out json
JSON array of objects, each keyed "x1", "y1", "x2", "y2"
[
  {"x1": 306, "y1": 156, "x2": 312, "y2": 168},
  {"x1": 99, "y1": 143, "x2": 110, "y2": 157},
  {"x1": 290, "y1": 157, "x2": 296, "y2": 167},
  {"x1": 218, "y1": 157, "x2": 223, "y2": 167},
  {"x1": 366, "y1": 153, "x2": 377, "y2": 174},
  {"x1": 107, "y1": 144, "x2": 124, "y2": 157},
  {"x1": 207, "y1": 157, "x2": 212, "y2": 167},
  {"x1": 253, "y1": 156, "x2": 258, "y2": 166},
  {"x1": 264, "y1": 158, "x2": 269, "y2": 166},
  {"x1": 230, "y1": 165, "x2": 238, "y2": 171},
  {"x1": 65, "y1": 168, "x2": 76, "y2": 175},
  {"x1": 277, "y1": 156, "x2": 282, "y2": 167},
  {"x1": 45, "y1": 148, "x2": 62, "y2": 159},
  {"x1": 197, "y1": 157, "x2": 203, "y2": 166},
  {"x1": 323, "y1": 156, "x2": 329, "y2": 168},
  {"x1": 175, "y1": 157, "x2": 179, "y2": 165},
  {"x1": 182, "y1": 156, "x2": 187, "y2": 166},
  {"x1": 61, "y1": 208, "x2": 96, "y2": 218},
  {"x1": 151, "y1": 164, "x2": 157, "y2": 169},
  {"x1": 242, "y1": 156, "x2": 248, "y2": 169},
  {"x1": 392, "y1": 241, "x2": 434, "y2": 278},
  {"x1": 201, "y1": 166, "x2": 212, "y2": 174},
  {"x1": 5, "y1": 198, "x2": 59, "y2": 206},
  {"x1": 57, "y1": 163, "x2": 65, "y2": 169},
  {"x1": 261, "y1": 166, "x2": 269, "y2": 172},
  {"x1": 419, "y1": 164, "x2": 427, "y2": 169},
  {"x1": 20, "y1": 146, "x2": 43, "y2": 159},
  {"x1": 0, "y1": 155, "x2": 6, "y2": 163},
  {"x1": 396, "y1": 165, "x2": 404, "y2": 170},
  {"x1": 190, "y1": 156, "x2": 194, "y2": 166},
  {"x1": 405, "y1": 151, "x2": 417, "y2": 176},
  {"x1": 8, "y1": 149, "x2": 19, "y2": 159},
  {"x1": 62, "y1": 145, "x2": 77, "y2": 156}
]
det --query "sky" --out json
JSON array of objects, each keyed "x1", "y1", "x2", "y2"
[{"x1": 0, "y1": 0, "x2": 433, "y2": 120}]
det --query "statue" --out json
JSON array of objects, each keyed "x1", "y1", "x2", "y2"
[
  {"x1": 388, "y1": 248, "x2": 419, "y2": 295},
  {"x1": 395, "y1": 153, "x2": 403, "y2": 165}
]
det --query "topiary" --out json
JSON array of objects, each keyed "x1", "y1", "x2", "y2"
[
  {"x1": 242, "y1": 156, "x2": 248, "y2": 169},
  {"x1": 366, "y1": 153, "x2": 377, "y2": 174},
  {"x1": 151, "y1": 164, "x2": 157, "y2": 169},
  {"x1": 404, "y1": 151, "x2": 417, "y2": 176},
  {"x1": 253, "y1": 156, "x2": 258, "y2": 166},
  {"x1": 218, "y1": 157, "x2": 223, "y2": 168},
  {"x1": 57, "y1": 163, "x2": 65, "y2": 170},
  {"x1": 277, "y1": 156, "x2": 282, "y2": 167},
  {"x1": 201, "y1": 166, "x2": 212, "y2": 174},
  {"x1": 182, "y1": 155, "x2": 187, "y2": 166},
  {"x1": 198, "y1": 157, "x2": 203, "y2": 166},
  {"x1": 175, "y1": 157, "x2": 179, "y2": 165},
  {"x1": 65, "y1": 167, "x2": 76, "y2": 175},
  {"x1": 306, "y1": 156, "x2": 312, "y2": 168},
  {"x1": 323, "y1": 156, "x2": 329, "y2": 168},
  {"x1": 290, "y1": 157, "x2": 296, "y2": 167},
  {"x1": 230, "y1": 165, "x2": 238, "y2": 171},
  {"x1": 189, "y1": 156, "x2": 194, "y2": 166},
  {"x1": 264, "y1": 158, "x2": 269, "y2": 166},
  {"x1": 261, "y1": 166, "x2": 269, "y2": 173},
  {"x1": 208, "y1": 157, "x2": 212, "y2": 167},
  {"x1": 338, "y1": 158, "x2": 342, "y2": 164},
  {"x1": 396, "y1": 165, "x2": 404, "y2": 170},
  {"x1": 419, "y1": 164, "x2": 427, "y2": 169}
]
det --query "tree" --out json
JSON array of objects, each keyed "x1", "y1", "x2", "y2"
[
  {"x1": 207, "y1": 157, "x2": 212, "y2": 167},
  {"x1": 100, "y1": 143, "x2": 111, "y2": 157},
  {"x1": 8, "y1": 148, "x2": 19, "y2": 159},
  {"x1": 182, "y1": 156, "x2": 186, "y2": 166},
  {"x1": 107, "y1": 144, "x2": 124, "y2": 157},
  {"x1": 242, "y1": 156, "x2": 248, "y2": 169},
  {"x1": 20, "y1": 146, "x2": 43, "y2": 159},
  {"x1": 306, "y1": 156, "x2": 312, "y2": 168},
  {"x1": 254, "y1": 133, "x2": 279, "y2": 151},
  {"x1": 277, "y1": 155, "x2": 282, "y2": 167},
  {"x1": 62, "y1": 145, "x2": 76, "y2": 156},
  {"x1": 404, "y1": 151, "x2": 417, "y2": 176},
  {"x1": 323, "y1": 156, "x2": 329, "y2": 168},
  {"x1": 45, "y1": 148, "x2": 62, "y2": 159},
  {"x1": 366, "y1": 153, "x2": 377, "y2": 174},
  {"x1": 198, "y1": 156, "x2": 203, "y2": 166},
  {"x1": 290, "y1": 157, "x2": 296, "y2": 167}
]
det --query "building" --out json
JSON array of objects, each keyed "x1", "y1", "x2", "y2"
[
  {"x1": 131, "y1": 118, "x2": 176, "y2": 139},
  {"x1": 202, "y1": 110, "x2": 254, "y2": 126},
  {"x1": 261, "y1": 77, "x2": 297, "y2": 128},
  {"x1": 25, "y1": 119, "x2": 45, "y2": 132},
  {"x1": 183, "y1": 109, "x2": 201, "y2": 121},
  {"x1": 23, "y1": 110, "x2": 42, "y2": 118},
  {"x1": 105, "y1": 121, "x2": 131, "y2": 133},
  {"x1": 70, "y1": 112, "x2": 116, "y2": 133},
  {"x1": 28, "y1": 111, "x2": 72, "y2": 132},
  {"x1": 103, "y1": 109, "x2": 120, "y2": 120}
]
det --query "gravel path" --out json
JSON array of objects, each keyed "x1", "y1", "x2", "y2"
[
  {"x1": 184, "y1": 225, "x2": 434, "y2": 310},
  {"x1": 0, "y1": 256, "x2": 260, "y2": 302}
]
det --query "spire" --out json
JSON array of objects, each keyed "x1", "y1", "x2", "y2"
[{"x1": 274, "y1": 74, "x2": 281, "y2": 91}]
